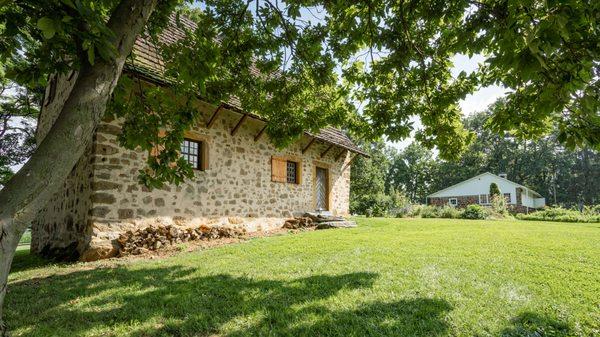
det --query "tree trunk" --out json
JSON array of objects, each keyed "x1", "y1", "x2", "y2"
[{"x1": 0, "y1": 0, "x2": 158, "y2": 334}]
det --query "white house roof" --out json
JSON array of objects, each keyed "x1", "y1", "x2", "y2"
[{"x1": 427, "y1": 172, "x2": 543, "y2": 198}]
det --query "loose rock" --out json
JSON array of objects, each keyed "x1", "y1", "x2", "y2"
[{"x1": 117, "y1": 224, "x2": 247, "y2": 256}]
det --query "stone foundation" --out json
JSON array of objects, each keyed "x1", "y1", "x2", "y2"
[{"x1": 80, "y1": 216, "x2": 286, "y2": 261}]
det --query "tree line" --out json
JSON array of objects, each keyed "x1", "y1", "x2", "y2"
[{"x1": 351, "y1": 109, "x2": 600, "y2": 216}]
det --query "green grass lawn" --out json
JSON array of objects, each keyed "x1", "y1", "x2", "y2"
[{"x1": 7, "y1": 218, "x2": 600, "y2": 337}]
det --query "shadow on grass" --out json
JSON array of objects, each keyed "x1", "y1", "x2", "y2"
[
  {"x1": 500, "y1": 312, "x2": 573, "y2": 337},
  {"x1": 7, "y1": 265, "x2": 452, "y2": 336},
  {"x1": 10, "y1": 248, "x2": 57, "y2": 273}
]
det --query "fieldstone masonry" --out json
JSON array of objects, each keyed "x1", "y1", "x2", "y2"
[{"x1": 32, "y1": 95, "x2": 353, "y2": 261}]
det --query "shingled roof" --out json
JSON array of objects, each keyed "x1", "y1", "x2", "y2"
[{"x1": 124, "y1": 15, "x2": 367, "y2": 157}]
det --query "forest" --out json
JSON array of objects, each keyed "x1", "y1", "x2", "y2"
[{"x1": 350, "y1": 108, "x2": 600, "y2": 216}]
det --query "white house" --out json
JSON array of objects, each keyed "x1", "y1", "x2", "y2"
[{"x1": 427, "y1": 172, "x2": 545, "y2": 212}]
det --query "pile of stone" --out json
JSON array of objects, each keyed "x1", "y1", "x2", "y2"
[
  {"x1": 117, "y1": 224, "x2": 247, "y2": 255},
  {"x1": 283, "y1": 213, "x2": 357, "y2": 230},
  {"x1": 282, "y1": 216, "x2": 314, "y2": 229}
]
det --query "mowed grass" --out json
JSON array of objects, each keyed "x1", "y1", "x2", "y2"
[{"x1": 7, "y1": 218, "x2": 600, "y2": 337}]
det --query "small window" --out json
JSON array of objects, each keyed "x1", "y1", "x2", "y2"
[
  {"x1": 181, "y1": 139, "x2": 202, "y2": 170},
  {"x1": 479, "y1": 194, "x2": 489, "y2": 205},
  {"x1": 287, "y1": 161, "x2": 298, "y2": 184},
  {"x1": 271, "y1": 156, "x2": 301, "y2": 184},
  {"x1": 449, "y1": 198, "x2": 458, "y2": 206}
]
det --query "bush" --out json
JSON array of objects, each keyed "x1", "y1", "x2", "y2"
[
  {"x1": 350, "y1": 190, "x2": 411, "y2": 218},
  {"x1": 584, "y1": 205, "x2": 600, "y2": 215},
  {"x1": 518, "y1": 207, "x2": 600, "y2": 223},
  {"x1": 489, "y1": 194, "x2": 509, "y2": 218},
  {"x1": 406, "y1": 204, "x2": 425, "y2": 217},
  {"x1": 351, "y1": 193, "x2": 392, "y2": 217},
  {"x1": 439, "y1": 205, "x2": 462, "y2": 219},
  {"x1": 462, "y1": 205, "x2": 488, "y2": 220},
  {"x1": 419, "y1": 205, "x2": 440, "y2": 218}
]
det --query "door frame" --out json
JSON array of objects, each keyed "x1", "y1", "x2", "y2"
[{"x1": 313, "y1": 161, "x2": 331, "y2": 211}]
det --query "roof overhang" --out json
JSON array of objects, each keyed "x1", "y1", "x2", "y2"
[{"x1": 123, "y1": 64, "x2": 369, "y2": 158}]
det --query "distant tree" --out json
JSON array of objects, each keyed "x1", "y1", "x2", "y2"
[
  {"x1": 386, "y1": 142, "x2": 435, "y2": 203},
  {"x1": 350, "y1": 140, "x2": 392, "y2": 216}
]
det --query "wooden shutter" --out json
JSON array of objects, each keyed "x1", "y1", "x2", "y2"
[{"x1": 271, "y1": 157, "x2": 287, "y2": 182}]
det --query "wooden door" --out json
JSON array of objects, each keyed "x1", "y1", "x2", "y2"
[{"x1": 315, "y1": 167, "x2": 329, "y2": 210}]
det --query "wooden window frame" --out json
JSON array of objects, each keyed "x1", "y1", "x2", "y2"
[
  {"x1": 479, "y1": 194, "x2": 490, "y2": 205},
  {"x1": 272, "y1": 156, "x2": 302, "y2": 184},
  {"x1": 154, "y1": 130, "x2": 210, "y2": 171},
  {"x1": 448, "y1": 198, "x2": 458, "y2": 207},
  {"x1": 181, "y1": 138, "x2": 202, "y2": 170}
]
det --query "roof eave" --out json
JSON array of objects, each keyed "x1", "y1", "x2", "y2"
[{"x1": 123, "y1": 65, "x2": 369, "y2": 158}]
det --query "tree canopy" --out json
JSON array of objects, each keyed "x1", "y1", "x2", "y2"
[{"x1": 2, "y1": 0, "x2": 599, "y2": 187}]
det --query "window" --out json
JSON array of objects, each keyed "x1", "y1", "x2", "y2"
[
  {"x1": 181, "y1": 139, "x2": 202, "y2": 170},
  {"x1": 287, "y1": 161, "x2": 298, "y2": 184},
  {"x1": 479, "y1": 194, "x2": 489, "y2": 205},
  {"x1": 271, "y1": 156, "x2": 301, "y2": 184},
  {"x1": 449, "y1": 198, "x2": 458, "y2": 206}
]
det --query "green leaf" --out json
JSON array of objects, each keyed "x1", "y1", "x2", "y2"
[
  {"x1": 37, "y1": 17, "x2": 56, "y2": 39},
  {"x1": 61, "y1": 0, "x2": 76, "y2": 9}
]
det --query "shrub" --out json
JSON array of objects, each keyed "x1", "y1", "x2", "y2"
[
  {"x1": 351, "y1": 193, "x2": 392, "y2": 217},
  {"x1": 462, "y1": 204, "x2": 488, "y2": 220},
  {"x1": 420, "y1": 205, "x2": 440, "y2": 218},
  {"x1": 489, "y1": 194, "x2": 509, "y2": 218},
  {"x1": 351, "y1": 190, "x2": 411, "y2": 218},
  {"x1": 407, "y1": 204, "x2": 425, "y2": 217},
  {"x1": 439, "y1": 205, "x2": 462, "y2": 219},
  {"x1": 584, "y1": 205, "x2": 600, "y2": 215},
  {"x1": 388, "y1": 191, "x2": 412, "y2": 217},
  {"x1": 517, "y1": 207, "x2": 600, "y2": 223}
]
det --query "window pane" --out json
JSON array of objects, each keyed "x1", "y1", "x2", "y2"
[
  {"x1": 286, "y1": 161, "x2": 297, "y2": 183},
  {"x1": 181, "y1": 139, "x2": 201, "y2": 169}
]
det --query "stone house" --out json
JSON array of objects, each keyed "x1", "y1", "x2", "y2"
[
  {"x1": 427, "y1": 172, "x2": 546, "y2": 213},
  {"x1": 31, "y1": 18, "x2": 367, "y2": 261}
]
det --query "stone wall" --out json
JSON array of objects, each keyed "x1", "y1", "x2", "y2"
[
  {"x1": 33, "y1": 95, "x2": 352, "y2": 261},
  {"x1": 30, "y1": 144, "x2": 94, "y2": 260}
]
